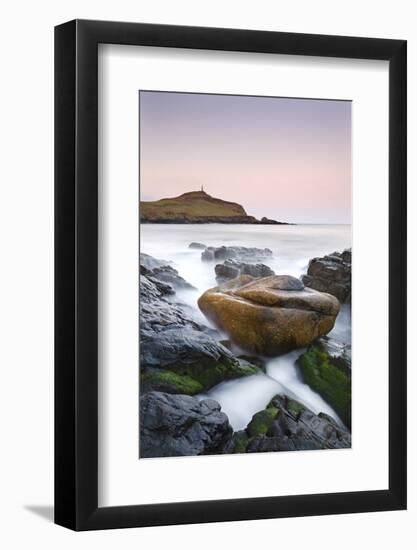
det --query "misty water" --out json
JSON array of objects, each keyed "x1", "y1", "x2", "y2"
[{"x1": 140, "y1": 223, "x2": 351, "y2": 431}]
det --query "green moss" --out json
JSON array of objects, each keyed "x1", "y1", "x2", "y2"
[
  {"x1": 169, "y1": 360, "x2": 262, "y2": 392},
  {"x1": 238, "y1": 355, "x2": 267, "y2": 372},
  {"x1": 267, "y1": 394, "x2": 306, "y2": 417},
  {"x1": 141, "y1": 369, "x2": 203, "y2": 395},
  {"x1": 246, "y1": 407, "x2": 279, "y2": 437},
  {"x1": 141, "y1": 356, "x2": 262, "y2": 396},
  {"x1": 267, "y1": 395, "x2": 285, "y2": 409},
  {"x1": 297, "y1": 344, "x2": 351, "y2": 428},
  {"x1": 230, "y1": 431, "x2": 250, "y2": 453},
  {"x1": 286, "y1": 398, "x2": 306, "y2": 417}
]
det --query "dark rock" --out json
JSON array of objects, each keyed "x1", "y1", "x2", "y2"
[
  {"x1": 237, "y1": 354, "x2": 267, "y2": 371},
  {"x1": 269, "y1": 275, "x2": 304, "y2": 291},
  {"x1": 140, "y1": 252, "x2": 168, "y2": 270},
  {"x1": 246, "y1": 407, "x2": 279, "y2": 437},
  {"x1": 219, "y1": 339, "x2": 232, "y2": 350},
  {"x1": 140, "y1": 270, "x2": 175, "y2": 300},
  {"x1": 260, "y1": 216, "x2": 284, "y2": 225},
  {"x1": 140, "y1": 367, "x2": 204, "y2": 395},
  {"x1": 149, "y1": 264, "x2": 194, "y2": 290},
  {"x1": 222, "y1": 430, "x2": 250, "y2": 454},
  {"x1": 302, "y1": 249, "x2": 351, "y2": 303},
  {"x1": 139, "y1": 392, "x2": 233, "y2": 457},
  {"x1": 247, "y1": 435, "x2": 322, "y2": 452},
  {"x1": 140, "y1": 255, "x2": 262, "y2": 394},
  {"x1": 202, "y1": 246, "x2": 273, "y2": 263},
  {"x1": 245, "y1": 394, "x2": 351, "y2": 453},
  {"x1": 140, "y1": 253, "x2": 194, "y2": 290},
  {"x1": 320, "y1": 336, "x2": 352, "y2": 372},
  {"x1": 189, "y1": 242, "x2": 207, "y2": 250},
  {"x1": 215, "y1": 259, "x2": 275, "y2": 281},
  {"x1": 215, "y1": 261, "x2": 239, "y2": 280},
  {"x1": 296, "y1": 343, "x2": 351, "y2": 429},
  {"x1": 141, "y1": 280, "x2": 234, "y2": 370}
]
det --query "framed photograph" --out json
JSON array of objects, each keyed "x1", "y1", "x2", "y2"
[{"x1": 55, "y1": 20, "x2": 407, "y2": 530}]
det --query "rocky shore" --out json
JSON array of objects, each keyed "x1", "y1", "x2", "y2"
[
  {"x1": 302, "y1": 249, "x2": 351, "y2": 303},
  {"x1": 141, "y1": 215, "x2": 291, "y2": 224},
  {"x1": 140, "y1": 190, "x2": 292, "y2": 224},
  {"x1": 139, "y1": 246, "x2": 352, "y2": 458},
  {"x1": 140, "y1": 253, "x2": 263, "y2": 397}
]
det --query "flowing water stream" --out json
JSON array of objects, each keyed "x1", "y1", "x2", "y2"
[{"x1": 140, "y1": 223, "x2": 351, "y2": 430}]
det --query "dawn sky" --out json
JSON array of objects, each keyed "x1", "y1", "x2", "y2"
[{"x1": 139, "y1": 91, "x2": 351, "y2": 224}]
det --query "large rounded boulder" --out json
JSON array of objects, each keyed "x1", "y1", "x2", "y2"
[{"x1": 198, "y1": 275, "x2": 340, "y2": 356}]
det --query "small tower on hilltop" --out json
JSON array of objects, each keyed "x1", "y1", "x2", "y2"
[{"x1": 200, "y1": 185, "x2": 204, "y2": 192}]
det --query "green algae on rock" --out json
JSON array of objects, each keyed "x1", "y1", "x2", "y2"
[
  {"x1": 296, "y1": 344, "x2": 351, "y2": 429},
  {"x1": 246, "y1": 407, "x2": 279, "y2": 437},
  {"x1": 141, "y1": 359, "x2": 263, "y2": 396}
]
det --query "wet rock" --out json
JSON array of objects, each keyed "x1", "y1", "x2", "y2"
[
  {"x1": 141, "y1": 281, "x2": 235, "y2": 375},
  {"x1": 140, "y1": 252, "x2": 169, "y2": 270},
  {"x1": 201, "y1": 246, "x2": 272, "y2": 262},
  {"x1": 296, "y1": 343, "x2": 351, "y2": 428},
  {"x1": 140, "y1": 355, "x2": 261, "y2": 395},
  {"x1": 320, "y1": 336, "x2": 352, "y2": 372},
  {"x1": 198, "y1": 274, "x2": 340, "y2": 356},
  {"x1": 246, "y1": 407, "x2": 279, "y2": 437},
  {"x1": 140, "y1": 253, "x2": 194, "y2": 290},
  {"x1": 260, "y1": 216, "x2": 283, "y2": 225},
  {"x1": 215, "y1": 259, "x2": 275, "y2": 282},
  {"x1": 189, "y1": 242, "x2": 207, "y2": 250},
  {"x1": 236, "y1": 354, "x2": 267, "y2": 371},
  {"x1": 302, "y1": 249, "x2": 351, "y2": 303},
  {"x1": 148, "y1": 264, "x2": 194, "y2": 290},
  {"x1": 222, "y1": 430, "x2": 250, "y2": 454},
  {"x1": 139, "y1": 392, "x2": 233, "y2": 457},
  {"x1": 140, "y1": 367, "x2": 205, "y2": 395},
  {"x1": 269, "y1": 275, "x2": 304, "y2": 291},
  {"x1": 140, "y1": 255, "x2": 262, "y2": 394},
  {"x1": 245, "y1": 395, "x2": 351, "y2": 453},
  {"x1": 140, "y1": 270, "x2": 175, "y2": 300}
]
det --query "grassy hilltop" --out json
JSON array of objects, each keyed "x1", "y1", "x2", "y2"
[{"x1": 140, "y1": 190, "x2": 289, "y2": 224}]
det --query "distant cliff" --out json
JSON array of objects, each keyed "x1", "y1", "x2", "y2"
[{"x1": 140, "y1": 190, "x2": 291, "y2": 224}]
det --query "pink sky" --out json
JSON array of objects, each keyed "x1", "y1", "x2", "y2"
[{"x1": 139, "y1": 92, "x2": 351, "y2": 224}]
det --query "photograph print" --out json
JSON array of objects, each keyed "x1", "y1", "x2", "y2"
[{"x1": 139, "y1": 91, "x2": 352, "y2": 458}]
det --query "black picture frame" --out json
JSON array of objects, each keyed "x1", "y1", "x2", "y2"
[{"x1": 55, "y1": 19, "x2": 407, "y2": 531}]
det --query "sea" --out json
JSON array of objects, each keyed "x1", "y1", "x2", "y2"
[{"x1": 140, "y1": 223, "x2": 352, "y2": 430}]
